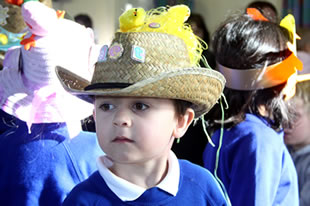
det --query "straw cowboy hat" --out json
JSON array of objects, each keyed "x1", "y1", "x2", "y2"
[
  {"x1": 56, "y1": 31, "x2": 226, "y2": 118},
  {"x1": 0, "y1": 0, "x2": 99, "y2": 133}
]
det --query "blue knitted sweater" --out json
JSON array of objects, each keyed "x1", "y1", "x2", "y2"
[
  {"x1": 0, "y1": 109, "x2": 103, "y2": 206},
  {"x1": 203, "y1": 113, "x2": 299, "y2": 206},
  {"x1": 63, "y1": 160, "x2": 228, "y2": 206}
]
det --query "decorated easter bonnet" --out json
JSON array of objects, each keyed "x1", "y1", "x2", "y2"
[
  {"x1": 218, "y1": 8, "x2": 310, "y2": 100},
  {"x1": 0, "y1": 0, "x2": 99, "y2": 133},
  {"x1": 56, "y1": 5, "x2": 226, "y2": 118}
]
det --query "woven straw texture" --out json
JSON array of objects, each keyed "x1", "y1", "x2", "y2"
[
  {"x1": 92, "y1": 32, "x2": 190, "y2": 84},
  {"x1": 56, "y1": 32, "x2": 226, "y2": 118}
]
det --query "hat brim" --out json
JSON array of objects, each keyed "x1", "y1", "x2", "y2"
[{"x1": 55, "y1": 65, "x2": 225, "y2": 118}]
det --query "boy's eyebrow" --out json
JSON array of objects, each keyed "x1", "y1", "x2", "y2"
[
  {"x1": 95, "y1": 97, "x2": 124, "y2": 104},
  {"x1": 95, "y1": 97, "x2": 155, "y2": 105}
]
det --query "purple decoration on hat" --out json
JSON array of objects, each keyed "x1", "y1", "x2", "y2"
[
  {"x1": 98, "y1": 45, "x2": 108, "y2": 62},
  {"x1": 148, "y1": 22, "x2": 160, "y2": 28},
  {"x1": 131, "y1": 45, "x2": 145, "y2": 63},
  {"x1": 108, "y1": 43, "x2": 123, "y2": 60}
]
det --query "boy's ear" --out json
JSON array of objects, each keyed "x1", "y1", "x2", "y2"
[{"x1": 173, "y1": 108, "x2": 195, "y2": 139}]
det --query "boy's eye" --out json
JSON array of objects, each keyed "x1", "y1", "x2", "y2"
[
  {"x1": 133, "y1": 102, "x2": 149, "y2": 111},
  {"x1": 99, "y1": 103, "x2": 114, "y2": 111}
]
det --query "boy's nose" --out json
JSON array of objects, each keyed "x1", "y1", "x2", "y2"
[{"x1": 113, "y1": 109, "x2": 132, "y2": 127}]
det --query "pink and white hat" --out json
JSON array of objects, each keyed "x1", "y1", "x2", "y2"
[{"x1": 0, "y1": 1, "x2": 99, "y2": 133}]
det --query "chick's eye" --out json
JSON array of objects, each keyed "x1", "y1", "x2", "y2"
[
  {"x1": 100, "y1": 103, "x2": 114, "y2": 111},
  {"x1": 133, "y1": 102, "x2": 149, "y2": 111}
]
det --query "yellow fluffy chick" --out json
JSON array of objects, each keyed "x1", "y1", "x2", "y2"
[{"x1": 119, "y1": 8, "x2": 146, "y2": 32}]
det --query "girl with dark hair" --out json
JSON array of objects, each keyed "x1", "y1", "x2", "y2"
[{"x1": 203, "y1": 10, "x2": 300, "y2": 206}]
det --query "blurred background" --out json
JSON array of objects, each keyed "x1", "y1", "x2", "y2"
[{"x1": 52, "y1": 0, "x2": 286, "y2": 45}]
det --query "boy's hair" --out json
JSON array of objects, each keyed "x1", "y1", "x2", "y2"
[
  {"x1": 294, "y1": 80, "x2": 310, "y2": 114},
  {"x1": 173, "y1": 100, "x2": 193, "y2": 117},
  {"x1": 207, "y1": 14, "x2": 293, "y2": 131}
]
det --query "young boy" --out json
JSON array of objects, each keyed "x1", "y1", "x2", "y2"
[
  {"x1": 56, "y1": 5, "x2": 229, "y2": 205},
  {"x1": 284, "y1": 80, "x2": 310, "y2": 206}
]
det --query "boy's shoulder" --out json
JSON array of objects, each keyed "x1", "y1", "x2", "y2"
[
  {"x1": 178, "y1": 159, "x2": 221, "y2": 187},
  {"x1": 179, "y1": 159, "x2": 213, "y2": 175},
  {"x1": 63, "y1": 171, "x2": 115, "y2": 205},
  {"x1": 178, "y1": 159, "x2": 227, "y2": 204}
]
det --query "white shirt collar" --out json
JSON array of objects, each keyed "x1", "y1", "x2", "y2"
[{"x1": 96, "y1": 151, "x2": 180, "y2": 201}]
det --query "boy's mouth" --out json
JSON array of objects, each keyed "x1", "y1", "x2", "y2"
[{"x1": 112, "y1": 136, "x2": 134, "y2": 143}]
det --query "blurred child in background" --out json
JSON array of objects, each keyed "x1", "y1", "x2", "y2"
[{"x1": 285, "y1": 79, "x2": 310, "y2": 206}]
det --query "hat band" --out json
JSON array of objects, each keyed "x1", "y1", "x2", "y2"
[
  {"x1": 84, "y1": 83, "x2": 132, "y2": 91},
  {"x1": 218, "y1": 53, "x2": 302, "y2": 91}
]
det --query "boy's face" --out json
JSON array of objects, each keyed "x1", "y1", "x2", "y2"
[
  {"x1": 284, "y1": 98, "x2": 310, "y2": 150},
  {"x1": 94, "y1": 97, "x2": 193, "y2": 164}
]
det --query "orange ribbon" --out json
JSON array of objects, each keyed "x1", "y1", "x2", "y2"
[{"x1": 246, "y1": 8, "x2": 268, "y2": 21}]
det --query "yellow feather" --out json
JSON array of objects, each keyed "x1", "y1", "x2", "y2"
[{"x1": 143, "y1": 5, "x2": 190, "y2": 30}]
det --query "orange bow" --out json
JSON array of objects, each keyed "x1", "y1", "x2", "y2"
[{"x1": 246, "y1": 8, "x2": 268, "y2": 21}]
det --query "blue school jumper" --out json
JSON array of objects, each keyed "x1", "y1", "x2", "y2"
[
  {"x1": 0, "y1": 109, "x2": 103, "y2": 206},
  {"x1": 203, "y1": 113, "x2": 299, "y2": 206}
]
